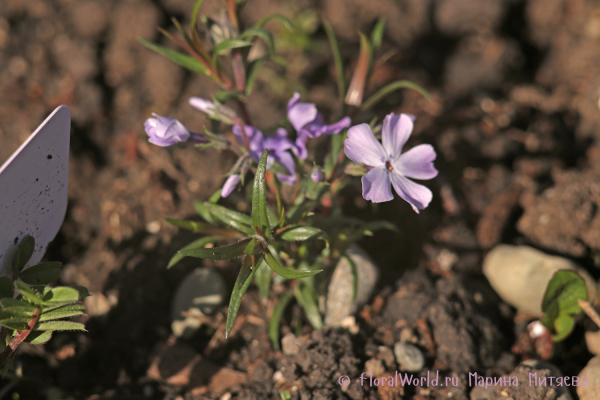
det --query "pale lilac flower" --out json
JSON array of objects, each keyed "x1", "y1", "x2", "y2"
[
  {"x1": 189, "y1": 97, "x2": 238, "y2": 124},
  {"x1": 144, "y1": 113, "x2": 207, "y2": 147},
  {"x1": 311, "y1": 169, "x2": 323, "y2": 183},
  {"x1": 221, "y1": 174, "x2": 241, "y2": 198},
  {"x1": 344, "y1": 113, "x2": 438, "y2": 212},
  {"x1": 233, "y1": 125, "x2": 296, "y2": 184},
  {"x1": 287, "y1": 92, "x2": 351, "y2": 159}
]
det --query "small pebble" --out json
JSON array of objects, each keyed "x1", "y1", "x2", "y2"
[
  {"x1": 577, "y1": 355, "x2": 600, "y2": 400},
  {"x1": 281, "y1": 333, "x2": 302, "y2": 356},
  {"x1": 393, "y1": 342, "x2": 425, "y2": 372},
  {"x1": 365, "y1": 358, "x2": 385, "y2": 377}
]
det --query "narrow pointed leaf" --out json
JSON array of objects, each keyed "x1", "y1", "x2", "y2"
[
  {"x1": 345, "y1": 31, "x2": 370, "y2": 107},
  {"x1": 193, "y1": 200, "x2": 217, "y2": 224},
  {"x1": 279, "y1": 226, "x2": 326, "y2": 241},
  {"x1": 268, "y1": 292, "x2": 292, "y2": 350},
  {"x1": 245, "y1": 58, "x2": 264, "y2": 96},
  {"x1": 254, "y1": 258, "x2": 271, "y2": 300},
  {"x1": 264, "y1": 251, "x2": 321, "y2": 279},
  {"x1": 180, "y1": 239, "x2": 253, "y2": 260},
  {"x1": 19, "y1": 262, "x2": 62, "y2": 285},
  {"x1": 240, "y1": 28, "x2": 275, "y2": 54},
  {"x1": 34, "y1": 321, "x2": 86, "y2": 331},
  {"x1": 168, "y1": 235, "x2": 222, "y2": 269},
  {"x1": 196, "y1": 202, "x2": 255, "y2": 235},
  {"x1": 252, "y1": 149, "x2": 271, "y2": 237},
  {"x1": 213, "y1": 39, "x2": 252, "y2": 56},
  {"x1": 255, "y1": 14, "x2": 293, "y2": 31},
  {"x1": 370, "y1": 19, "x2": 386, "y2": 55},
  {"x1": 323, "y1": 22, "x2": 345, "y2": 102},
  {"x1": 25, "y1": 330, "x2": 52, "y2": 344},
  {"x1": 360, "y1": 80, "x2": 431, "y2": 112},
  {"x1": 13, "y1": 236, "x2": 35, "y2": 278},
  {"x1": 189, "y1": 0, "x2": 205, "y2": 32},
  {"x1": 226, "y1": 255, "x2": 260, "y2": 338},
  {"x1": 139, "y1": 38, "x2": 210, "y2": 75},
  {"x1": 294, "y1": 284, "x2": 323, "y2": 329}
]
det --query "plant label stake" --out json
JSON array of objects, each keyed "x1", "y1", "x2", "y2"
[{"x1": 0, "y1": 105, "x2": 71, "y2": 277}]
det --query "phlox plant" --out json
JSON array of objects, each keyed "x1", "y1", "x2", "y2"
[
  {"x1": 0, "y1": 236, "x2": 89, "y2": 373},
  {"x1": 141, "y1": 0, "x2": 437, "y2": 342}
]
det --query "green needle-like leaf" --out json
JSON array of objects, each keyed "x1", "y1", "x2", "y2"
[
  {"x1": 168, "y1": 235, "x2": 222, "y2": 269},
  {"x1": 139, "y1": 38, "x2": 210, "y2": 76},
  {"x1": 264, "y1": 251, "x2": 321, "y2": 279},
  {"x1": 370, "y1": 18, "x2": 386, "y2": 55},
  {"x1": 189, "y1": 0, "x2": 204, "y2": 32},
  {"x1": 360, "y1": 80, "x2": 431, "y2": 112},
  {"x1": 254, "y1": 14, "x2": 293, "y2": 31},
  {"x1": 240, "y1": 28, "x2": 275, "y2": 54},
  {"x1": 252, "y1": 149, "x2": 271, "y2": 237},
  {"x1": 213, "y1": 39, "x2": 252, "y2": 56},
  {"x1": 294, "y1": 284, "x2": 323, "y2": 329},
  {"x1": 179, "y1": 239, "x2": 254, "y2": 260},
  {"x1": 323, "y1": 21, "x2": 345, "y2": 102},
  {"x1": 245, "y1": 58, "x2": 264, "y2": 96},
  {"x1": 226, "y1": 255, "x2": 260, "y2": 338},
  {"x1": 268, "y1": 292, "x2": 292, "y2": 350},
  {"x1": 278, "y1": 226, "x2": 326, "y2": 241},
  {"x1": 19, "y1": 262, "x2": 62, "y2": 285}
]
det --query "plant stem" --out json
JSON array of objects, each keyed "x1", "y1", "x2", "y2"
[
  {"x1": 578, "y1": 299, "x2": 600, "y2": 329},
  {"x1": 0, "y1": 308, "x2": 40, "y2": 368}
]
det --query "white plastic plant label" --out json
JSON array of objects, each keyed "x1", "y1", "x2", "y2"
[{"x1": 0, "y1": 105, "x2": 71, "y2": 277}]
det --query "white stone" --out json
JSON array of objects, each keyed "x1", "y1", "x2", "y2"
[
  {"x1": 483, "y1": 245, "x2": 597, "y2": 316},
  {"x1": 325, "y1": 244, "x2": 379, "y2": 327},
  {"x1": 577, "y1": 356, "x2": 600, "y2": 400},
  {"x1": 0, "y1": 105, "x2": 70, "y2": 276}
]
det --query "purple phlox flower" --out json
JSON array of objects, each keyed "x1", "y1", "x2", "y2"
[
  {"x1": 144, "y1": 113, "x2": 207, "y2": 147},
  {"x1": 344, "y1": 113, "x2": 438, "y2": 212},
  {"x1": 221, "y1": 174, "x2": 241, "y2": 198},
  {"x1": 287, "y1": 92, "x2": 351, "y2": 159},
  {"x1": 189, "y1": 97, "x2": 238, "y2": 125},
  {"x1": 233, "y1": 125, "x2": 297, "y2": 184}
]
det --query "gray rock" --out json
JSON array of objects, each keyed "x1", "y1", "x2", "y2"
[
  {"x1": 483, "y1": 245, "x2": 597, "y2": 316},
  {"x1": 170, "y1": 268, "x2": 225, "y2": 338},
  {"x1": 393, "y1": 342, "x2": 425, "y2": 372},
  {"x1": 577, "y1": 356, "x2": 600, "y2": 400},
  {"x1": 324, "y1": 245, "x2": 379, "y2": 327}
]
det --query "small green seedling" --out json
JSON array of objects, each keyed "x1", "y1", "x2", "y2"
[{"x1": 541, "y1": 270, "x2": 589, "y2": 341}]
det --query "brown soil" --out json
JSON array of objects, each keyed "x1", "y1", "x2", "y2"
[{"x1": 1, "y1": 0, "x2": 599, "y2": 399}]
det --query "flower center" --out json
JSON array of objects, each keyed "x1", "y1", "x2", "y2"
[{"x1": 385, "y1": 161, "x2": 393, "y2": 171}]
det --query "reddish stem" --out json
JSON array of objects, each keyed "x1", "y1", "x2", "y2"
[{"x1": 0, "y1": 308, "x2": 40, "y2": 367}]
